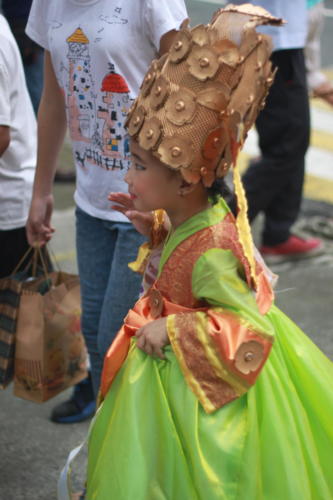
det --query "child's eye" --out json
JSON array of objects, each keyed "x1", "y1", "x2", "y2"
[{"x1": 135, "y1": 163, "x2": 146, "y2": 171}]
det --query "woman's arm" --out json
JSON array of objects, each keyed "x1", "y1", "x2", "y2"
[
  {"x1": 26, "y1": 50, "x2": 67, "y2": 245},
  {"x1": 0, "y1": 125, "x2": 10, "y2": 156}
]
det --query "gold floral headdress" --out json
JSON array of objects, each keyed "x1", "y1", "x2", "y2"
[{"x1": 126, "y1": 3, "x2": 283, "y2": 286}]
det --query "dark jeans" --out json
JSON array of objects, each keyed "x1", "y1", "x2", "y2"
[{"x1": 243, "y1": 49, "x2": 310, "y2": 246}]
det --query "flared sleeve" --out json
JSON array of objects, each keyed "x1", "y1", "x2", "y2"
[{"x1": 167, "y1": 248, "x2": 275, "y2": 413}]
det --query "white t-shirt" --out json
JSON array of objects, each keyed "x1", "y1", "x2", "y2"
[
  {"x1": 0, "y1": 15, "x2": 36, "y2": 231},
  {"x1": 26, "y1": 0, "x2": 187, "y2": 221},
  {"x1": 232, "y1": 0, "x2": 307, "y2": 51}
]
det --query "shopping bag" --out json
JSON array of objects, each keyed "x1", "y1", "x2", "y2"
[
  {"x1": 0, "y1": 246, "x2": 53, "y2": 389},
  {"x1": 0, "y1": 275, "x2": 22, "y2": 389},
  {"x1": 13, "y1": 249, "x2": 87, "y2": 403}
]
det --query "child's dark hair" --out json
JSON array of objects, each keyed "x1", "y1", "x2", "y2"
[{"x1": 207, "y1": 178, "x2": 234, "y2": 206}]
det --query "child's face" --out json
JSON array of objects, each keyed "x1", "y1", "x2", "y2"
[{"x1": 125, "y1": 141, "x2": 184, "y2": 213}]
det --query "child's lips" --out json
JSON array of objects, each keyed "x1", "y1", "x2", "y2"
[{"x1": 129, "y1": 193, "x2": 137, "y2": 200}]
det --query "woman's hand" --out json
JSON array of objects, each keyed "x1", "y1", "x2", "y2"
[
  {"x1": 108, "y1": 192, "x2": 153, "y2": 237},
  {"x1": 26, "y1": 193, "x2": 55, "y2": 246},
  {"x1": 135, "y1": 317, "x2": 169, "y2": 359}
]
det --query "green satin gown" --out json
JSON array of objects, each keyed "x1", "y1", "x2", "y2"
[{"x1": 87, "y1": 199, "x2": 333, "y2": 500}]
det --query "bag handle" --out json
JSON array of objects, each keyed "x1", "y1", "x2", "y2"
[
  {"x1": 32, "y1": 245, "x2": 50, "y2": 280},
  {"x1": 11, "y1": 244, "x2": 52, "y2": 279},
  {"x1": 11, "y1": 246, "x2": 34, "y2": 276}
]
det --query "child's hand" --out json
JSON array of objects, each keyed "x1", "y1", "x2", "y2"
[
  {"x1": 108, "y1": 192, "x2": 153, "y2": 237},
  {"x1": 135, "y1": 317, "x2": 169, "y2": 359},
  {"x1": 108, "y1": 192, "x2": 134, "y2": 212}
]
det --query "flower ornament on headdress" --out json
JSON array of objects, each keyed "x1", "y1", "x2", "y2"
[{"x1": 126, "y1": 3, "x2": 283, "y2": 287}]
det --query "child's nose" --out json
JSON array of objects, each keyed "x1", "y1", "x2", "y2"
[{"x1": 124, "y1": 168, "x2": 131, "y2": 185}]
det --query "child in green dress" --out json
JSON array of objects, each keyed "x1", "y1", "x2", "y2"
[{"x1": 76, "y1": 5, "x2": 333, "y2": 499}]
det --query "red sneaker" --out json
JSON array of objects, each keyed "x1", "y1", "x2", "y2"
[{"x1": 260, "y1": 235, "x2": 324, "y2": 264}]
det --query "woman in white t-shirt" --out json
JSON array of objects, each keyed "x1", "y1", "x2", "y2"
[{"x1": 25, "y1": 0, "x2": 188, "y2": 423}]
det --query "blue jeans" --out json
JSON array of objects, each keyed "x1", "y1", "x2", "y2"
[{"x1": 76, "y1": 207, "x2": 145, "y2": 396}]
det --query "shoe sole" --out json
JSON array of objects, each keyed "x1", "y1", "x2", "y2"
[
  {"x1": 51, "y1": 401, "x2": 95, "y2": 424},
  {"x1": 262, "y1": 245, "x2": 325, "y2": 265}
]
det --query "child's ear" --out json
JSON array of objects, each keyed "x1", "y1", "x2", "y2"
[{"x1": 178, "y1": 179, "x2": 196, "y2": 197}]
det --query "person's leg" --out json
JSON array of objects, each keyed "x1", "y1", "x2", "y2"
[
  {"x1": 242, "y1": 157, "x2": 292, "y2": 225},
  {"x1": 97, "y1": 222, "x2": 145, "y2": 364},
  {"x1": 0, "y1": 227, "x2": 30, "y2": 278},
  {"x1": 23, "y1": 49, "x2": 44, "y2": 116},
  {"x1": 262, "y1": 158, "x2": 305, "y2": 246},
  {"x1": 75, "y1": 207, "x2": 118, "y2": 396},
  {"x1": 262, "y1": 50, "x2": 310, "y2": 245},
  {"x1": 243, "y1": 49, "x2": 310, "y2": 245}
]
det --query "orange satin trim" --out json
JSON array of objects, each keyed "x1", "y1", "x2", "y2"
[
  {"x1": 100, "y1": 293, "x2": 206, "y2": 398},
  {"x1": 256, "y1": 270, "x2": 275, "y2": 315}
]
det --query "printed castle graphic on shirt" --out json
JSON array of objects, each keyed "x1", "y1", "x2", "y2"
[{"x1": 64, "y1": 26, "x2": 131, "y2": 171}]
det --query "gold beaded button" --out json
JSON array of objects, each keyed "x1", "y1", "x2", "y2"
[
  {"x1": 171, "y1": 147, "x2": 181, "y2": 158},
  {"x1": 140, "y1": 60, "x2": 158, "y2": 97},
  {"x1": 150, "y1": 75, "x2": 170, "y2": 110},
  {"x1": 169, "y1": 30, "x2": 192, "y2": 63},
  {"x1": 158, "y1": 136, "x2": 194, "y2": 169},
  {"x1": 138, "y1": 117, "x2": 162, "y2": 151},
  {"x1": 188, "y1": 45, "x2": 219, "y2": 81},
  {"x1": 216, "y1": 159, "x2": 229, "y2": 178},
  {"x1": 200, "y1": 57, "x2": 209, "y2": 68},
  {"x1": 127, "y1": 105, "x2": 146, "y2": 137},
  {"x1": 244, "y1": 352, "x2": 254, "y2": 362},
  {"x1": 165, "y1": 88, "x2": 197, "y2": 126},
  {"x1": 199, "y1": 163, "x2": 216, "y2": 187},
  {"x1": 203, "y1": 127, "x2": 227, "y2": 161},
  {"x1": 234, "y1": 341, "x2": 264, "y2": 375},
  {"x1": 148, "y1": 288, "x2": 164, "y2": 319},
  {"x1": 175, "y1": 100, "x2": 185, "y2": 112},
  {"x1": 174, "y1": 41, "x2": 183, "y2": 51}
]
